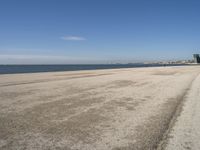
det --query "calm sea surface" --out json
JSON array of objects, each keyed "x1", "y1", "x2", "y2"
[{"x1": 0, "y1": 64, "x2": 187, "y2": 74}]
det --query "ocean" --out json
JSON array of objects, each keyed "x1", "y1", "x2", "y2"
[{"x1": 0, "y1": 64, "x2": 187, "y2": 74}]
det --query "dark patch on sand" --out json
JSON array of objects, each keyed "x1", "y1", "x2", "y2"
[
  {"x1": 107, "y1": 80, "x2": 136, "y2": 88},
  {"x1": 0, "y1": 73, "x2": 112, "y2": 87},
  {"x1": 153, "y1": 71, "x2": 178, "y2": 76}
]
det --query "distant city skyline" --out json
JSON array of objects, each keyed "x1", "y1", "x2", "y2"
[{"x1": 0, "y1": 0, "x2": 200, "y2": 64}]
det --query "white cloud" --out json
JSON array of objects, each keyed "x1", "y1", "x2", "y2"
[{"x1": 61, "y1": 36, "x2": 86, "y2": 41}]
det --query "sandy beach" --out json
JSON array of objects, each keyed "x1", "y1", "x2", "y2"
[{"x1": 0, "y1": 66, "x2": 200, "y2": 150}]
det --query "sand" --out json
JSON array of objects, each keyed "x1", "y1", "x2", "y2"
[
  {"x1": 160, "y1": 68, "x2": 200, "y2": 150},
  {"x1": 0, "y1": 66, "x2": 200, "y2": 150}
]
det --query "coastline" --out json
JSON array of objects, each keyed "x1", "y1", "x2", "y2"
[
  {"x1": 0, "y1": 66, "x2": 200, "y2": 149},
  {"x1": 0, "y1": 63, "x2": 191, "y2": 74}
]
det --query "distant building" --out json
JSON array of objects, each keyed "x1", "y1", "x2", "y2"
[{"x1": 193, "y1": 54, "x2": 200, "y2": 63}]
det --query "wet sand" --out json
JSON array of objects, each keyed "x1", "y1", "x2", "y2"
[{"x1": 0, "y1": 66, "x2": 200, "y2": 150}]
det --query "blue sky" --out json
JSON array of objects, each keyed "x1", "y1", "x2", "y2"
[{"x1": 0, "y1": 0, "x2": 200, "y2": 64}]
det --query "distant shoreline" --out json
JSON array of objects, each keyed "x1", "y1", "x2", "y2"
[{"x1": 0, "y1": 64, "x2": 190, "y2": 74}]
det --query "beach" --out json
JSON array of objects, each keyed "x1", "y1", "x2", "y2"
[{"x1": 0, "y1": 66, "x2": 200, "y2": 150}]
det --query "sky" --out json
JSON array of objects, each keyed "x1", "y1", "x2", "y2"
[{"x1": 0, "y1": 0, "x2": 200, "y2": 64}]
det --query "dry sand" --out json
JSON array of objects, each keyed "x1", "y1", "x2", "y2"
[
  {"x1": 160, "y1": 68, "x2": 200, "y2": 150},
  {"x1": 0, "y1": 66, "x2": 200, "y2": 150}
]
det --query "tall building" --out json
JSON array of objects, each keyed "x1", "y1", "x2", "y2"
[{"x1": 193, "y1": 54, "x2": 200, "y2": 63}]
